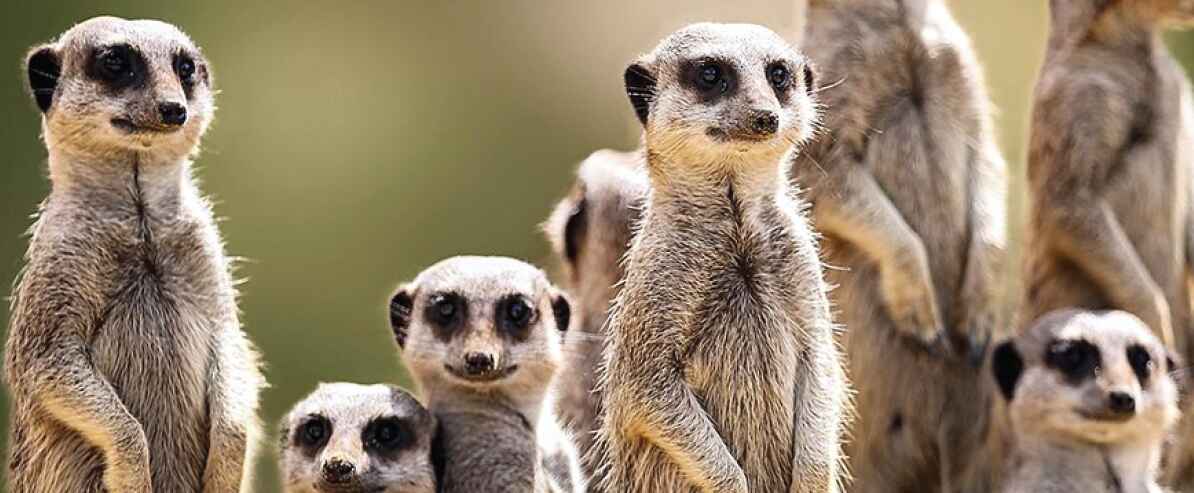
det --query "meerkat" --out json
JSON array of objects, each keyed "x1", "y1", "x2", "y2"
[
  {"x1": 387, "y1": 256, "x2": 584, "y2": 493},
  {"x1": 1023, "y1": 1, "x2": 1194, "y2": 486},
  {"x1": 279, "y1": 383, "x2": 437, "y2": 493},
  {"x1": 791, "y1": 1, "x2": 1009, "y2": 491},
  {"x1": 543, "y1": 148, "x2": 648, "y2": 478},
  {"x1": 3, "y1": 17, "x2": 264, "y2": 493},
  {"x1": 990, "y1": 309, "x2": 1182, "y2": 493},
  {"x1": 590, "y1": 23, "x2": 849, "y2": 493}
]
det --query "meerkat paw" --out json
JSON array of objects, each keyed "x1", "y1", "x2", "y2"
[
  {"x1": 958, "y1": 310, "x2": 994, "y2": 367},
  {"x1": 879, "y1": 255, "x2": 947, "y2": 352}
]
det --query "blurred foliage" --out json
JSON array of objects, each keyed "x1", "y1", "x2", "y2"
[{"x1": 0, "y1": 1, "x2": 1192, "y2": 491}]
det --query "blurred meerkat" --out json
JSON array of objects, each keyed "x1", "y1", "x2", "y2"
[
  {"x1": 279, "y1": 383, "x2": 437, "y2": 493},
  {"x1": 1023, "y1": 1, "x2": 1194, "y2": 486},
  {"x1": 4, "y1": 17, "x2": 263, "y2": 493},
  {"x1": 791, "y1": 0, "x2": 1008, "y2": 490},
  {"x1": 991, "y1": 310, "x2": 1182, "y2": 493},
  {"x1": 543, "y1": 148, "x2": 647, "y2": 478},
  {"x1": 388, "y1": 256, "x2": 583, "y2": 492},
  {"x1": 593, "y1": 23, "x2": 848, "y2": 493}
]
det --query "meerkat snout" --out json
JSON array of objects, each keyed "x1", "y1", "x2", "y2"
[{"x1": 158, "y1": 101, "x2": 187, "y2": 126}]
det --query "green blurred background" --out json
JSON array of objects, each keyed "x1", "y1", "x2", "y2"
[{"x1": 1, "y1": 1, "x2": 1192, "y2": 491}]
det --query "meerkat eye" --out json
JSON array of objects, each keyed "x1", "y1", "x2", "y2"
[
  {"x1": 497, "y1": 295, "x2": 535, "y2": 337},
  {"x1": 696, "y1": 63, "x2": 725, "y2": 92},
  {"x1": 94, "y1": 46, "x2": 135, "y2": 84},
  {"x1": 429, "y1": 293, "x2": 461, "y2": 325},
  {"x1": 1127, "y1": 345, "x2": 1153, "y2": 383},
  {"x1": 365, "y1": 417, "x2": 410, "y2": 452},
  {"x1": 767, "y1": 64, "x2": 791, "y2": 90},
  {"x1": 298, "y1": 416, "x2": 331, "y2": 448},
  {"x1": 1046, "y1": 339, "x2": 1100, "y2": 380},
  {"x1": 174, "y1": 53, "x2": 196, "y2": 85}
]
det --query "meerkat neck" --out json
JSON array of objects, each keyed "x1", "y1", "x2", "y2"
[
  {"x1": 427, "y1": 385, "x2": 547, "y2": 429},
  {"x1": 1050, "y1": 1, "x2": 1162, "y2": 54},
  {"x1": 1016, "y1": 435, "x2": 1160, "y2": 491},
  {"x1": 47, "y1": 148, "x2": 192, "y2": 217},
  {"x1": 645, "y1": 152, "x2": 787, "y2": 205}
]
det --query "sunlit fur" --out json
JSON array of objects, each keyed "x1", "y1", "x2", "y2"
[
  {"x1": 278, "y1": 383, "x2": 437, "y2": 493},
  {"x1": 5, "y1": 17, "x2": 262, "y2": 493},
  {"x1": 998, "y1": 310, "x2": 1180, "y2": 493},
  {"x1": 391, "y1": 256, "x2": 583, "y2": 492},
  {"x1": 592, "y1": 23, "x2": 849, "y2": 493}
]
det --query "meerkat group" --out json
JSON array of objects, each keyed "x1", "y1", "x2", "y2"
[{"x1": 6, "y1": 2, "x2": 1194, "y2": 492}]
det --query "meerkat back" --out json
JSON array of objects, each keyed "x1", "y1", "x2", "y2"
[
  {"x1": 387, "y1": 256, "x2": 582, "y2": 492},
  {"x1": 4, "y1": 17, "x2": 263, "y2": 493},
  {"x1": 594, "y1": 23, "x2": 848, "y2": 493},
  {"x1": 543, "y1": 148, "x2": 647, "y2": 479}
]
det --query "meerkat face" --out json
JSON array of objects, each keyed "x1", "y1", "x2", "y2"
[
  {"x1": 280, "y1": 383, "x2": 437, "y2": 493},
  {"x1": 624, "y1": 23, "x2": 819, "y2": 163},
  {"x1": 389, "y1": 257, "x2": 571, "y2": 397},
  {"x1": 992, "y1": 310, "x2": 1181, "y2": 445},
  {"x1": 24, "y1": 17, "x2": 214, "y2": 160},
  {"x1": 544, "y1": 151, "x2": 647, "y2": 320}
]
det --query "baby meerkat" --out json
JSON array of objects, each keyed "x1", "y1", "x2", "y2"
[
  {"x1": 279, "y1": 383, "x2": 437, "y2": 493},
  {"x1": 991, "y1": 310, "x2": 1182, "y2": 493},
  {"x1": 4, "y1": 17, "x2": 263, "y2": 493},
  {"x1": 791, "y1": 0, "x2": 1008, "y2": 490},
  {"x1": 543, "y1": 148, "x2": 648, "y2": 478},
  {"x1": 388, "y1": 256, "x2": 583, "y2": 493},
  {"x1": 593, "y1": 23, "x2": 849, "y2": 493},
  {"x1": 1024, "y1": 1, "x2": 1194, "y2": 486}
]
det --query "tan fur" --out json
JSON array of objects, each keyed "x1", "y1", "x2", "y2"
[
  {"x1": 278, "y1": 383, "x2": 437, "y2": 493},
  {"x1": 1023, "y1": 2, "x2": 1194, "y2": 488},
  {"x1": 791, "y1": 1, "x2": 1008, "y2": 490},
  {"x1": 592, "y1": 23, "x2": 849, "y2": 493},
  {"x1": 543, "y1": 148, "x2": 648, "y2": 481},
  {"x1": 994, "y1": 310, "x2": 1181, "y2": 493},
  {"x1": 4, "y1": 17, "x2": 264, "y2": 493},
  {"x1": 388, "y1": 256, "x2": 583, "y2": 493}
]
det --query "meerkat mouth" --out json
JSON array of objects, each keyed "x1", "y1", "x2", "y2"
[
  {"x1": 111, "y1": 118, "x2": 179, "y2": 135},
  {"x1": 1077, "y1": 409, "x2": 1135, "y2": 424},
  {"x1": 444, "y1": 364, "x2": 520, "y2": 383},
  {"x1": 706, "y1": 127, "x2": 775, "y2": 144}
]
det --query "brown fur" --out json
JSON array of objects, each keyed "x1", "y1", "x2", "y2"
[
  {"x1": 592, "y1": 23, "x2": 849, "y2": 493},
  {"x1": 4, "y1": 17, "x2": 264, "y2": 493},
  {"x1": 543, "y1": 148, "x2": 647, "y2": 481},
  {"x1": 791, "y1": 1, "x2": 1008, "y2": 491},
  {"x1": 1022, "y1": 1, "x2": 1194, "y2": 488}
]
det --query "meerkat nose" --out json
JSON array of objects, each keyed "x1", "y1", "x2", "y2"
[
  {"x1": 464, "y1": 352, "x2": 496, "y2": 375},
  {"x1": 321, "y1": 458, "x2": 355, "y2": 484},
  {"x1": 158, "y1": 102, "x2": 187, "y2": 127},
  {"x1": 1108, "y1": 391, "x2": 1137, "y2": 416},
  {"x1": 750, "y1": 110, "x2": 779, "y2": 135}
]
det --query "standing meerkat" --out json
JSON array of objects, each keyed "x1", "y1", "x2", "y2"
[
  {"x1": 387, "y1": 256, "x2": 583, "y2": 493},
  {"x1": 593, "y1": 23, "x2": 849, "y2": 493},
  {"x1": 1023, "y1": 1, "x2": 1194, "y2": 487},
  {"x1": 543, "y1": 148, "x2": 647, "y2": 479},
  {"x1": 278, "y1": 383, "x2": 437, "y2": 493},
  {"x1": 4, "y1": 17, "x2": 264, "y2": 493},
  {"x1": 791, "y1": 1, "x2": 1009, "y2": 490},
  {"x1": 991, "y1": 310, "x2": 1182, "y2": 493}
]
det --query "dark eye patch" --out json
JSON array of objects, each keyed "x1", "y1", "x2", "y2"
[
  {"x1": 295, "y1": 415, "x2": 331, "y2": 454},
  {"x1": 1045, "y1": 339, "x2": 1100, "y2": 383},
  {"x1": 173, "y1": 51, "x2": 198, "y2": 98},
  {"x1": 1127, "y1": 344, "x2": 1153, "y2": 384},
  {"x1": 497, "y1": 294, "x2": 536, "y2": 340},
  {"x1": 425, "y1": 292, "x2": 466, "y2": 340},
  {"x1": 363, "y1": 416, "x2": 413, "y2": 454},
  {"x1": 682, "y1": 58, "x2": 736, "y2": 101},
  {"x1": 86, "y1": 44, "x2": 146, "y2": 91}
]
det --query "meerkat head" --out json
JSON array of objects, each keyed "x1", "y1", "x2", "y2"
[
  {"x1": 24, "y1": 16, "x2": 214, "y2": 161},
  {"x1": 544, "y1": 150, "x2": 647, "y2": 324},
  {"x1": 624, "y1": 23, "x2": 819, "y2": 164},
  {"x1": 279, "y1": 383, "x2": 437, "y2": 493},
  {"x1": 992, "y1": 310, "x2": 1182, "y2": 446},
  {"x1": 388, "y1": 257, "x2": 572, "y2": 405}
]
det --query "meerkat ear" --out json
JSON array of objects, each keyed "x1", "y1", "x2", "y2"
[
  {"x1": 991, "y1": 340, "x2": 1023, "y2": 402},
  {"x1": 389, "y1": 286, "x2": 415, "y2": 348},
  {"x1": 802, "y1": 62, "x2": 817, "y2": 96},
  {"x1": 562, "y1": 194, "x2": 588, "y2": 264},
  {"x1": 551, "y1": 292, "x2": 572, "y2": 333},
  {"x1": 624, "y1": 62, "x2": 656, "y2": 125},
  {"x1": 26, "y1": 45, "x2": 61, "y2": 113}
]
